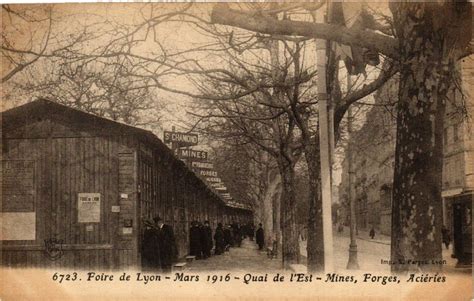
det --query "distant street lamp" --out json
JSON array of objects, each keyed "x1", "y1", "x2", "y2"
[{"x1": 346, "y1": 75, "x2": 359, "y2": 270}]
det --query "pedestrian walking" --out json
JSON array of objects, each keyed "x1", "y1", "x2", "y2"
[
  {"x1": 248, "y1": 223, "x2": 255, "y2": 241},
  {"x1": 338, "y1": 223, "x2": 344, "y2": 233},
  {"x1": 233, "y1": 223, "x2": 242, "y2": 247},
  {"x1": 224, "y1": 224, "x2": 232, "y2": 251},
  {"x1": 154, "y1": 216, "x2": 177, "y2": 273},
  {"x1": 256, "y1": 223, "x2": 265, "y2": 250},
  {"x1": 369, "y1": 226, "x2": 375, "y2": 239},
  {"x1": 441, "y1": 225, "x2": 451, "y2": 249}
]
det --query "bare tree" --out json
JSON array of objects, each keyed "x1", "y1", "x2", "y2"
[
  {"x1": 2, "y1": 3, "x2": 196, "y2": 125},
  {"x1": 1, "y1": 4, "x2": 99, "y2": 83},
  {"x1": 180, "y1": 32, "x2": 310, "y2": 267},
  {"x1": 149, "y1": 4, "x2": 397, "y2": 271},
  {"x1": 6, "y1": 57, "x2": 162, "y2": 126},
  {"x1": 209, "y1": 135, "x2": 280, "y2": 250},
  {"x1": 210, "y1": 1, "x2": 472, "y2": 272}
]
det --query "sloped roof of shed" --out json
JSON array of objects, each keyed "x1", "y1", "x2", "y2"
[{"x1": 2, "y1": 99, "x2": 253, "y2": 211}]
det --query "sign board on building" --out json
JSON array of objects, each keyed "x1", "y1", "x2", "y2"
[
  {"x1": 78, "y1": 193, "x2": 101, "y2": 223},
  {"x1": 163, "y1": 131, "x2": 198, "y2": 147},
  {"x1": 191, "y1": 161, "x2": 214, "y2": 170},
  {"x1": 205, "y1": 177, "x2": 221, "y2": 183},
  {"x1": 199, "y1": 170, "x2": 218, "y2": 177},
  {"x1": 2, "y1": 160, "x2": 35, "y2": 212},
  {"x1": 178, "y1": 149, "x2": 208, "y2": 161}
]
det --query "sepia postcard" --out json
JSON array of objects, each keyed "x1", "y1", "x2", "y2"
[{"x1": 1, "y1": 1, "x2": 473, "y2": 300}]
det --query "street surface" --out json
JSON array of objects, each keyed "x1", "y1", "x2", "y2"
[
  {"x1": 189, "y1": 227, "x2": 462, "y2": 274},
  {"x1": 187, "y1": 239, "x2": 281, "y2": 273}
]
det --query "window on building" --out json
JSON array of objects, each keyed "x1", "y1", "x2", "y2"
[
  {"x1": 453, "y1": 124, "x2": 460, "y2": 142},
  {"x1": 454, "y1": 159, "x2": 462, "y2": 186},
  {"x1": 443, "y1": 161, "x2": 450, "y2": 188},
  {"x1": 379, "y1": 185, "x2": 392, "y2": 209}
]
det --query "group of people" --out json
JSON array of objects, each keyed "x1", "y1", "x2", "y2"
[
  {"x1": 141, "y1": 216, "x2": 177, "y2": 273},
  {"x1": 189, "y1": 221, "x2": 213, "y2": 259},
  {"x1": 193, "y1": 221, "x2": 258, "y2": 256},
  {"x1": 212, "y1": 222, "x2": 248, "y2": 255},
  {"x1": 142, "y1": 218, "x2": 266, "y2": 272}
]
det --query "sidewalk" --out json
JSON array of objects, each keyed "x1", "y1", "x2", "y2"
[
  {"x1": 184, "y1": 231, "x2": 467, "y2": 274},
  {"x1": 187, "y1": 238, "x2": 281, "y2": 273},
  {"x1": 299, "y1": 229, "x2": 392, "y2": 272},
  {"x1": 341, "y1": 226, "x2": 468, "y2": 274},
  {"x1": 335, "y1": 225, "x2": 391, "y2": 245},
  {"x1": 299, "y1": 226, "x2": 468, "y2": 273}
]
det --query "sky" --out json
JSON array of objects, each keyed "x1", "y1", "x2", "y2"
[{"x1": 2, "y1": 2, "x2": 391, "y2": 189}]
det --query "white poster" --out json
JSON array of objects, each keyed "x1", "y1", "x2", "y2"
[
  {"x1": 0, "y1": 212, "x2": 36, "y2": 240},
  {"x1": 78, "y1": 193, "x2": 101, "y2": 223}
]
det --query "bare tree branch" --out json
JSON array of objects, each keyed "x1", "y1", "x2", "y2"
[{"x1": 211, "y1": 3, "x2": 399, "y2": 59}]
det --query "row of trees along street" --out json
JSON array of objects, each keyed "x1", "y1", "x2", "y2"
[{"x1": 2, "y1": 2, "x2": 472, "y2": 273}]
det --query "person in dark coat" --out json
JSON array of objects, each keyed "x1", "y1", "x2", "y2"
[
  {"x1": 233, "y1": 223, "x2": 242, "y2": 247},
  {"x1": 155, "y1": 216, "x2": 177, "y2": 273},
  {"x1": 241, "y1": 224, "x2": 248, "y2": 239},
  {"x1": 223, "y1": 224, "x2": 233, "y2": 251},
  {"x1": 441, "y1": 225, "x2": 451, "y2": 249},
  {"x1": 369, "y1": 226, "x2": 375, "y2": 239},
  {"x1": 201, "y1": 221, "x2": 213, "y2": 259},
  {"x1": 141, "y1": 219, "x2": 160, "y2": 271},
  {"x1": 214, "y1": 223, "x2": 225, "y2": 255},
  {"x1": 338, "y1": 223, "x2": 344, "y2": 233},
  {"x1": 248, "y1": 223, "x2": 255, "y2": 241},
  {"x1": 256, "y1": 223, "x2": 265, "y2": 250},
  {"x1": 189, "y1": 221, "x2": 202, "y2": 259}
]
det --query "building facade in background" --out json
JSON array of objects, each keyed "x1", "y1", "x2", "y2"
[
  {"x1": 339, "y1": 77, "x2": 397, "y2": 236},
  {"x1": 339, "y1": 58, "x2": 473, "y2": 266},
  {"x1": 442, "y1": 57, "x2": 473, "y2": 266}
]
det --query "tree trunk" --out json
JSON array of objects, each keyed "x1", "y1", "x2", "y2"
[
  {"x1": 277, "y1": 157, "x2": 299, "y2": 269},
  {"x1": 273, "y1": 177, "x2": 282, "y2": 258},
  {"x1": 263, "y1": 168, "x2": 281, "y2": 249},
  {"x1": 305, "y1": 142, "x2": 324, "y2": 272},
  {"x1": 390, "y1": 3, "x2": 453, "y2": 273}
]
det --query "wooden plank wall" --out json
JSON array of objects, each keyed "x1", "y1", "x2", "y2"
[
  {"x1": 117, "y1": 142, "x2": 138, "y2": 269},
  {"x1": 1, "y1": 120, "x2": 141, "y2": 269},
  {"x1": 2, "y1": 136, "x2": 50, "y2": 268},
  {"x1": 2, "y1": 118, "x2": 253, "y2": 268},
  {"x1": 1, "y1": 132, "x2": 123, "y2": 269}
]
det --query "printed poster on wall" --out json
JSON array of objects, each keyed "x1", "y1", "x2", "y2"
[
  {"x1": 77, "y1": 193, "x2": 101, "y2": 223},
  {"x1": 0, "y1": 212, "x2": 36, "y2": 240}
]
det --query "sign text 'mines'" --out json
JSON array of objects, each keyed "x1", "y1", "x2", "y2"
[{"x1": 178, "y1": 149, "x2": 208, "y2": 161}]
